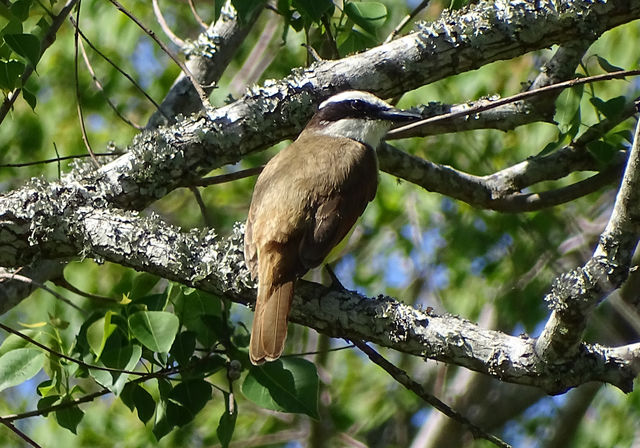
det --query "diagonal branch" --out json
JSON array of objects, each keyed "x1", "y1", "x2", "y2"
[{"x1": 535, "y1": 112, "x2": 640, "y2": 362}]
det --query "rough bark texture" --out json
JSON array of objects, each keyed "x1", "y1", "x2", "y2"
[{"x1": 2, "y1": 0, "x2": 640, "y2": 397}]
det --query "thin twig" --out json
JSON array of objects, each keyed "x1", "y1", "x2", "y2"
[
  {"x1": 68, "y1": 16, "x2": 167, "y2": 118},
  {"x1": 189, "y1": 186, "x2": 212, "y2": 227},
  {"x1": 0, "y1": 319, "x2": 150, "y2": 377},
  {"x1": 0, "y1": 421, "x2": 42, "y2": 448},
  {"x1": 0, "y1": 152, "x2": 119, "y2": 168},
  {"x1": 152, "y1": 0, "x2": 185, "y2": 47},
  {"x1": 107, "y1": 0, "x2": 211, "y2": 108},
  {"x1": 281, "y1": 343, "x2": 355, "y2": 358},
  {"x1": 388, "y1": 68, "x2": 640, "y2": 139},
  {"x1": 0, "y1": 273, "x2": 84, "y2": 313},
  {"x1": 78, "y1": 38, "x2": 143, "y2": 130},
  {"x1": 52, "y1": 277, "x2": 118, "y2": 303},
  {"x1": 385, "y1": 0, "x2": 430, "y2": 43},
  {"x1": 188, "y1": 0, "x2": 208, "y2": 29},
  {"x1": 187, "y1": 166, "x2": 264, "y2": 187},
  {"x1": 73, "y1": 0, "x2": 99, "y2": 168},
  {"x1": 352, "y1": 340, "x2": 512, "y2": 448}
]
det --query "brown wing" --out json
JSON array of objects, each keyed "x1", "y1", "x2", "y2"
[{"x1": 298, "y1": 137, "x2": 378, "y2": 270}]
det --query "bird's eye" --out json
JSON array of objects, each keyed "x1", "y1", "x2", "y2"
[{"x1": 350, "y1": 99, "x2": 364, "y2": 110}]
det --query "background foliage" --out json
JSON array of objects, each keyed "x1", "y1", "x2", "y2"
[{"x1": 0, "y1": 0, "x2": 639, "y2": 446}]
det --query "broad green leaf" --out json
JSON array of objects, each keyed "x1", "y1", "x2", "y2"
[
  {"x1": 338, "y1": 28, "x2": 378, "y2": 56},
  {"x1": 242, "y1": 358, "x2": 319, "y2": 418},
  {"x1": 344, "y1": 2, "x2": 388, "y2": 34},
  {"x1": 10, "y1": 0, "x2": 31, "y2": 21},
  {"x1": 590, "y1": 96, "x2": 626, "y2": 120},
  {"x1": 87, "y1": 311, "x2": 117, "y2": 360},
  {"x1": 231, "y1": 0, "x2": 266, "y2": 23},
  {"x1": 292, "y1": 0, "x2": 333, "y2": 23},
  {"x1": 0, "y1": 59, "x2": 24, "y2": 90},
  {"x1": 133, "y1": 384, "x2": 156, "y2": 423},
  {"x1": 130, "y1": 273, "x2": 161, "y2": 299},
  {"x1": 37, "y1": 395, "x2": 60, "y2": 416},
  {"x1": 166, "y1": 379, "x2": 212, "y2": 426},
  {"x1": 55, "y1": 403, "x2": 84, "y2": 434},
  {"x1": 596, "y1": 55, "x2": 624, "y2": 73},
  {"x1": 0, "y1": 329, "x2": 38, "y2": 356},
  {"x1": 89, "y1": 344, "x2": 142, "y2": 395},
  {"x1": 217, "y1": 392, "x2": 237, "y2": 448},
  {"x1": 122, "y1": 383, "x2": 155, "y2": 424},
  {"x1": 170, "y1": 331, "x2": 196, "y2": 366},
  {"x1": 128, "y1": 311, "x2": 179, "y2": 353},
  {"x1": 22, "y1": 85, "x2": 36, "y2": 110},
  {"x1": 586, "y1": 140, "x2": 618, "y2": 165},
  {"x1": 554, "y1": 85, "x2": 583, "y2": 134},
  {"x1": 4, "y1": 33, "x2": 40, "y2": 67},
  {"x1": 0, "y1": 347, "x2": 44, "y2": 392}
]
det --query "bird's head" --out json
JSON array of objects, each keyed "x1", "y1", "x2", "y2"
[{"x1": 307, "y1": 90, "x2": 420, "y2": 147}]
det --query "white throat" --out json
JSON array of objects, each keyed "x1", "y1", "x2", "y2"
[{"x1": 315, "y1": 118, "x2": 392, "y2": 148}]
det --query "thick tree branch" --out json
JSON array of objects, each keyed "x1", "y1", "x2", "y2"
[
  {"x1": 535, "y1": 114, "x2": 640, "y2": 362},
  {"x1": 146, "y1": 0, "x2": 263, "y2": 128},
  {"x1": 1, "y1": 202, "x2": 637, "y2": 393}
]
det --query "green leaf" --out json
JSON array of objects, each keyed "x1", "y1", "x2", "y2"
[
  {"x1": 231, "y1": 0, "x2": 266, "y2": 23},
  {"x1": 0, "y1": 347, "x2": 44, "y2": 392},
  {"x1": 89, "y1": 344, "x2": 142, "y2": 395},
  {"x1": 170, "y1": 331, "x2": 196, "y2": 366},
  {"x1": 37, "y1": 395, "x2": 60, "y2": 416},
  {"x1": 338, "y1": 28, "x2": 377, "y2": 56},
  {"x1": 133, "y1": 384, "x2": 156, "y2": 423},
  {"x1": 0, "y1": 59, "x2": 25, "y2": 90},
  {"x1": 166, "y1": 379, "x2": 212, "y2": 427},
  {"x1": 596, "y1": 55, "x2": 624, "y2": 73},
  {"x1": 586, "y1": 140, "x2": 618, "y2": 165},
  {"x1": 172, "y1": 287, "x2": 221, "y2": 346},
  {"x1": 10, "y1": 0, "x2": 32, "y2": 21},
  {"x1": 87, "y1": 311, "x2": 117, "y2": 360},
  {"x1": 241, "y1": 358, "x2": 319, "y2": 418},
  {"x1": 21, "y1": 86, "x2": 36, "y2": 109},
  {"x1": 590, "y1": 96, "x2": 626, "y2": 120},
  {"x1": 217, "y1": 393, "x2": 237, "y2": 448},
  {"x1": 292, "y1": 0, "x2": 333, "y2": 23},
  {"x1": 554, "y1": 85, "x2": 583, "y2": 134},
  {"x1": 344, "y1": 2, "x2": 388, "y2": 34},
  {"x1": 55, "y1": 403, "x2": 84, "y2": 434},
  {"x1": 4, "y1": 33, "x2": 40, "y2": 67},
  {"x1": 0, "y1": 329, "x2": 38, "y2": 356},
  {"x1": 130, "y1": 273, "x2": 161, "y2": 299},
  {"x1": 128, "y1": 311, "x2": 179, "y2": 353}
]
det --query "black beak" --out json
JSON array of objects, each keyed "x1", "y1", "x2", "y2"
[{"x1": 379, "y1": 108, "x2": 422, "y2": 123}]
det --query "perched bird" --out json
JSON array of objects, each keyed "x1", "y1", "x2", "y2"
[{"x1": 244, "y1": 90, "x2": 419, "y2": 365}]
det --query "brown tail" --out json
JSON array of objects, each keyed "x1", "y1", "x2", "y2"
[{"x1": 250, "y1": 280, "x2": 294, "y2": 365}]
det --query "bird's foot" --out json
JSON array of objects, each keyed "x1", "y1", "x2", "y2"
[{"x1": 324, "y1": 264, "x2": 349, "y2": 292}]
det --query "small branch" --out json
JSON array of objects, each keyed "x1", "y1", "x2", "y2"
[
  {"x1": 187, "y1": 166, "x2": 263, "y2": 187},
  {"x1": 353, "y1": 340, "x2": 512, "y2": 448},
  {"x1": 189, "y1": 186, "x2": 212, "y2": 228},
  {"x1": 73, "y1": 0, "x2": 99, "y2": 168},
  {"x1": 78, "y1": 38, "x2": 143, "y2": 130},
  {"x1": 0, "y1": 320, "x2": 150, "y2": 376},
  {"x1": 0, "y1": 152, "x2": 119, "y2": 168},
  {"x1": 188, "y1": 0, "x2": 208, "y2": 29},
  {"x1": 535, "y1": 113, "x2": 640, "y2": 361},
  {"x1": 69, "y1": 16, "x2": 166, "y2": 117},
  {"x1": 384, "y1": 0, "x2": 430, "y2": 43},
  {"x1": 0, "y1": 421, "x2": 42, "y2": 448},
  {"x1": 152, "y1": 0, "x2": 185, "y2": 47},
  {"x1": 107, "y1": 0, "x2": 210, "y2": 109},
  {"x1": 51, "y1": 277, "x2": 118, "y2": 303},
  {"x1": 0, "y1": 273, "x2": 84, "y2": 313},
  {"x1": 388, "y1": 69, "x2": 640, "y2": 139}
]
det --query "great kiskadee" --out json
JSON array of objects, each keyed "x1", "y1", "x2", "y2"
[{"x1": 244, "y1": 90, "x2": 419, "y2": 365}]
